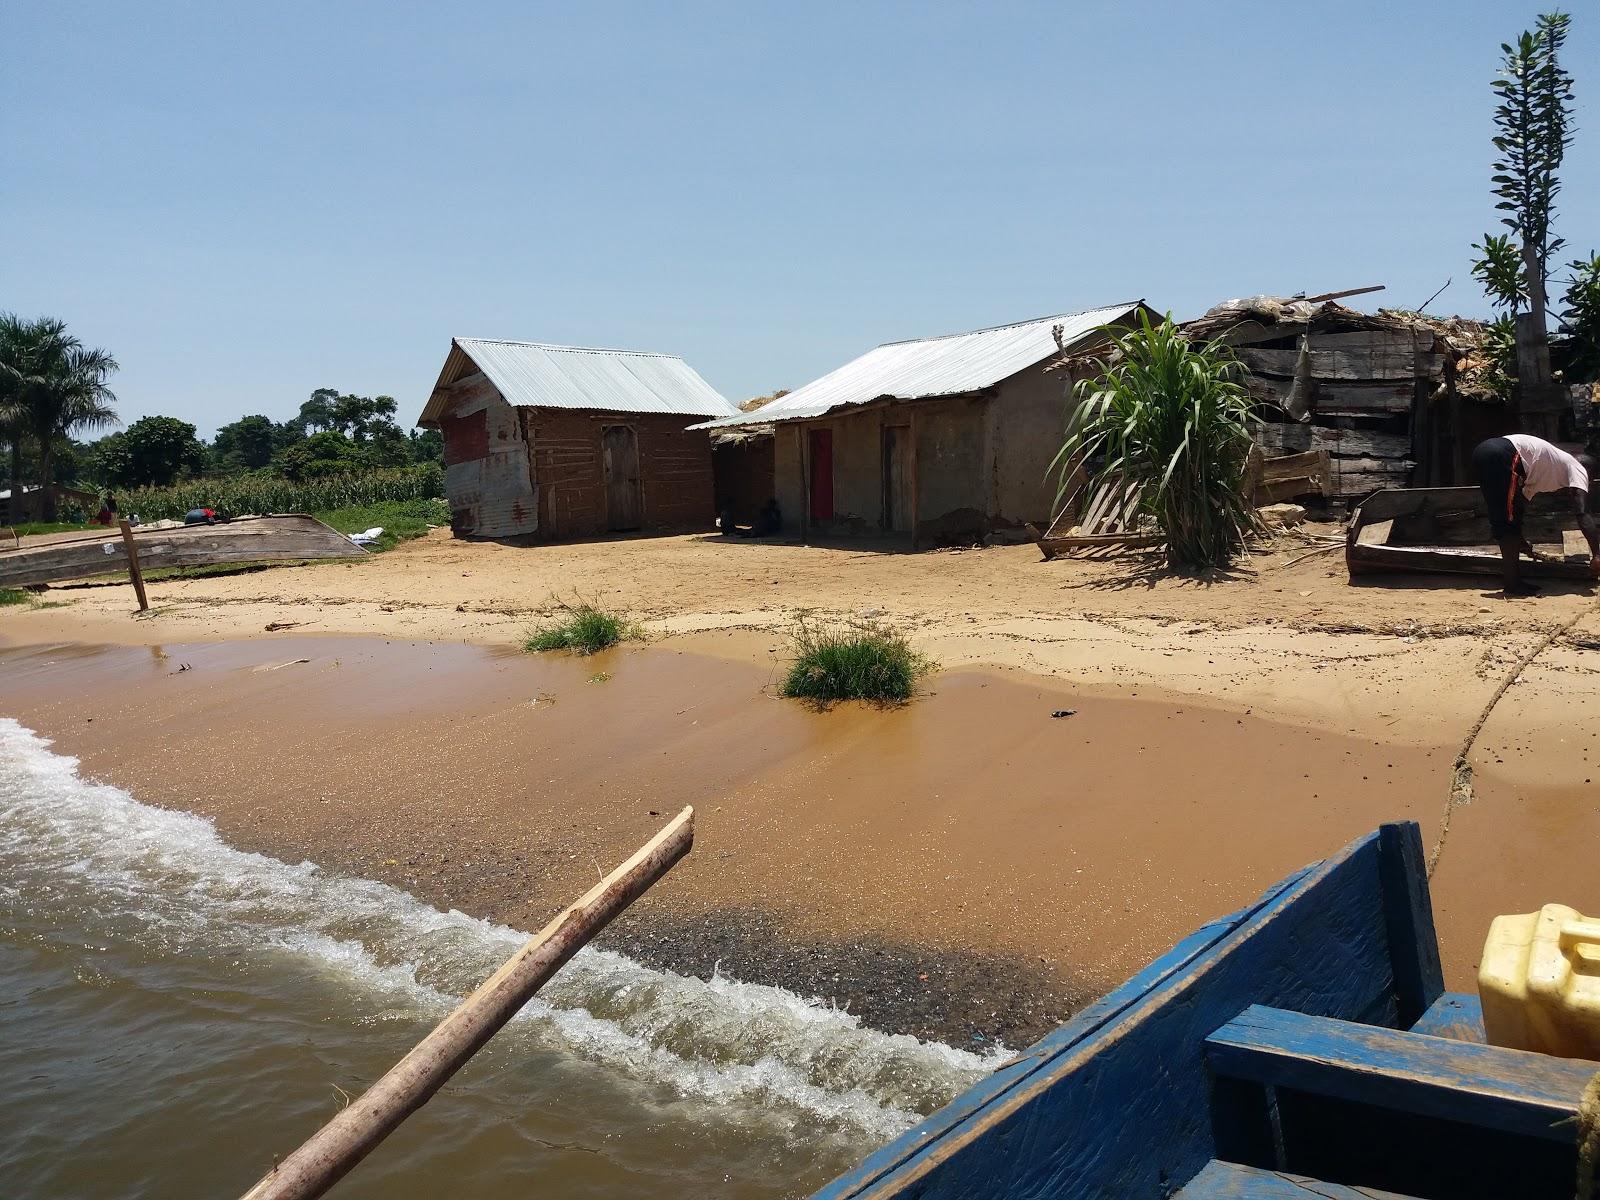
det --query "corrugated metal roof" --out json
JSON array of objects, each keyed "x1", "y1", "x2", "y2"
[
  {"x1": 421, "y1": 338, "x2": 737, "y2": 423},
  {"x1": 690, "y1": 302, "x2": 1146, "y2": 430}
]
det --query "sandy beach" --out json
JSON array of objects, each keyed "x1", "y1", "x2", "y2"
[{"x1": 5, "y1": 528, "x2": 1598, "y2": 1048}]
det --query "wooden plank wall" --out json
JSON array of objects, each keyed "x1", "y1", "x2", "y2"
[
  {"x1": 527, "y1": 409, "x2": 604, "y2": 536},
  {"x1": 526, "y1": 410, "x2": 716, "y2": 539},
  {"x1": 1234, "y1": 327, "x2": 1437, "y2": 501}
]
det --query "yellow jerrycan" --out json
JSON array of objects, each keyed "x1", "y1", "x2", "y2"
[{"x1": 1478, "y1": 904, "x2": 1600, "y2": 1061}]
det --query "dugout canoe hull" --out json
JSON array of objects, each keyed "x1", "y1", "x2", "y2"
[
  {"x1": 0, "y1": 514, "x2": 366, "y2": 588},
  {"x1": 1346, "y1": 486, "x2": 1594, "y2": 581}
]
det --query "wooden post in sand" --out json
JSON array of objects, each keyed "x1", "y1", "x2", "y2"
[
  {"x1": 236, "y1": 807, "x2": 694, "y2": 1200},
  {"x1": 117, "y1": 520, "x2": 149, "y2": 612}
]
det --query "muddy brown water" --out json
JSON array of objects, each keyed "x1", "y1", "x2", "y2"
[{"x1": 3, "y1": 633, "x2": 1588, "y2": 1197}]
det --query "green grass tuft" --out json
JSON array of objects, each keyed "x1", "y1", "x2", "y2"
[
  {"x1": 0, "y1": 587, "x2": 33, "y2": 606},
  {"x1": 6, "y1": 521, "x2": 95, "y2": 537},
  {"x1": 314, "y1": 497, "x2": 450, "y2": 552},
  {"x1": 524, "y1": 604, "x2": 639, "y2": 656},
  {"x1": 779, "y1": 616, "x2": 933, "y2": 706}
]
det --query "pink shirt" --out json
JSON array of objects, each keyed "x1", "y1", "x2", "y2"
[{"x1": 1506, "y1": 435, "x2": 1590, "y2": 498}]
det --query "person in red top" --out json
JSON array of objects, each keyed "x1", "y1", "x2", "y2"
[{"x1": 1472, "y1": 434, "x2": 1600, "y2": 595}]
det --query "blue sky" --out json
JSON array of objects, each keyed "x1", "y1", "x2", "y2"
[{"x1": 4, "y1": 2, "x2": 1597, "y2": 438}]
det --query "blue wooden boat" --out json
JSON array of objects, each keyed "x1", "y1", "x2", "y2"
[{"x1": 815, "y1": 822, "x2": 1600, "y2": 1199}]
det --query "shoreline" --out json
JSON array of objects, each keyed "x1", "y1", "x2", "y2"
[
  {"x1": 5, "y1": 533, "x2": 1598, "y2": 1049},
  {"x1": 6, "y1": 527, "x2": 1598, "y2": 755},
  {"x1": 9, "y1": 626, "x2": 1591, "y2": 1049}
]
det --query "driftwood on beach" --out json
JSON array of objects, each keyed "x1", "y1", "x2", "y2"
[
  {"x1": 0, "y1": 514, "x2": 367, "y2": 589},
  {"x1": 236, "y1": 806, "x2": 696, "y2": 1200}
]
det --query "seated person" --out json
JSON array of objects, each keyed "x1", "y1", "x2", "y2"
[{"x1": 744, "y1": 498, "x2": 782, "y2": 538}]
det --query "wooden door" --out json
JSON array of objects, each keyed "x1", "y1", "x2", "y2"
[
  {"x1": 808, "y1": 428, "x2": 834, "y2": 523},
  {"x1": 602, "y1": 425, "x2": 642, "y2": 531},
  {"x1": 883, "y1": 425, "x2": 912, "y2": 533}
]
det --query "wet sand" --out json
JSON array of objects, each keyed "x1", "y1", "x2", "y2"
[{"x1": 5, "y1": 631, "x2": 1574, "y2": 1047}]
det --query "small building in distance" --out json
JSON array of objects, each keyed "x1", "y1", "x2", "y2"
[
  {"x1": 690, "y1": 302, "x2": 1154, "y2": 547},
  {"x1": 418, "y1": 338, "x2": 738, "y2": 539}
]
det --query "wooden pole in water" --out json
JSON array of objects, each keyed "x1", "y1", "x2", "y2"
[
  {"x1": 117, "y1": 520, "x2": 148, "y2": 612},
  {"x1": 237, "y1": 806, "x2": 695, "y2": 1200}
]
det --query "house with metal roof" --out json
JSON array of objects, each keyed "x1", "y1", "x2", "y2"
[
  {"x1": 691, "y1": 302, "x2": 1155, "y2": 546},
  {"x1": 418, "y1": 338, "x2": 738, "y2": 539}
]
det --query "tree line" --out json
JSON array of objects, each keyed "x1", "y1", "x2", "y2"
[
  {"x1": 1, "y1": 314, "x2": 439, "y2": 521},
  {"x1": 108, "y1": 390, "x2": 443, "y2": 488}
]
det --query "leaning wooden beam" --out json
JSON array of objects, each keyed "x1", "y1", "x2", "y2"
[{"x1": 237, "y1": 807, "x2": 696, "y2": 1200}]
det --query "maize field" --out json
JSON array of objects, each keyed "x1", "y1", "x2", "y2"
[{"x1": 114, "y1": 464, "x2": 444, "y2": 523}]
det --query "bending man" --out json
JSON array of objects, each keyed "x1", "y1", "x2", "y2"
[{"x1": 1471, "y1": 433, "x2": 1599, "y2": 596}]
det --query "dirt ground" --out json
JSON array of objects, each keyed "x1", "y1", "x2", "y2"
[
  {"x1": 4, "y1": 524, "x2": 1599, "y2": 1043},
  {"x1": 9, "y1": 522, "x2": 1600, "y2": 742}
]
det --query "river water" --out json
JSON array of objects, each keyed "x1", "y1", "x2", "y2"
[{"x1": 0, "y1": 718, "x2": 1000, "y2": 1199}]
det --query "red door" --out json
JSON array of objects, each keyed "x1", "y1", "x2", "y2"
[{"x1": 808, "y1": 429, "x2": 834, "y2": 522}]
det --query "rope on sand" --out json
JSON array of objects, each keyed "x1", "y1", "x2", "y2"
[{"x1": 1426, "y1": 602, "x2": 1598, "y2": 879}]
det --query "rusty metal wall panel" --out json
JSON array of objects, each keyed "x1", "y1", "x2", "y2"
[{"x1": 441, "y1": 389, "x2": 539, "y2": 538}]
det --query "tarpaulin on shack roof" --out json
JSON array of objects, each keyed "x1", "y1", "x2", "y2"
[{"x1": 689, "y1": 302, "x2": 1148, "y2": 431}]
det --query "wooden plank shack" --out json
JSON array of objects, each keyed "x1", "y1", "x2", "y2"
[
  {"x1": 418, "y1": 339, "x2": 736, "y2": 541},
  {"x1": 0, "y1": 515, "x2": 366, "y2": 589},
  {"x1": 1183, "y1": 298, "x2": 1492, "y2": 502}
]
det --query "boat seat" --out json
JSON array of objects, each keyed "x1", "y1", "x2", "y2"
[
  {"x1": 1407, "y1": 992, "x2": 1484, "y2": 1043},
  {"x1": 1174, "y1": 1160, "x2": 1423, "y2": 1198},
  {"x1": 1205, "y1": 1004, "x2": 1598, "y2": 1142}
]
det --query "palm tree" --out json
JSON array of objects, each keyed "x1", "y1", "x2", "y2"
[
  {"x1": 0, "y1": 402, "x2": 22, "y2": 524},
  {"x1": 0, "y1": 316, "x2": 34, "y2": 522},
  {"x1": 0, "y1": 314, "x2": 119, "y2": 521}
]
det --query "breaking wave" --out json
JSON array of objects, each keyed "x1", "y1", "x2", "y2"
[{"x1": 0, "y1": 718, "x2": 1002, "y2": 1144}]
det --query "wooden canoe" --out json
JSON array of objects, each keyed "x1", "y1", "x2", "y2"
[
  {"x1": 1346, "y1": 487, "x2": 1594, "y2": 582},
  {"x1": 814, "y1": 821, "x2": 1598, "y2": 1199},
  {"x1": 0, "y1": 514, "x2": 367, "y2": 588}
]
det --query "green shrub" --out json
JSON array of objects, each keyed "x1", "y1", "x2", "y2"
[
  {"x1": 0, "y1": 587, "x2": 32, "y2": 606},
  {"x1": 115, "y1": 464, "x2": 444, "y2": 523},
  {"x1": 1055, "y1": 311, "x2": 1258, "y2": 570},
  {"x1": 316, "y1": 498, "x2": 450, "y2": 552},
  {"x1": 524, "y1": 605, "x2": 639, "y2": 656},
  {"x1": 779, "y1": 616, "x2": 933, "y2": 705}
]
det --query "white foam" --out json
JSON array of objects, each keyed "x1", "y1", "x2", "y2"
[{"x1": 0, "y1": 718, "x2": 1004, "y2": 1141}]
